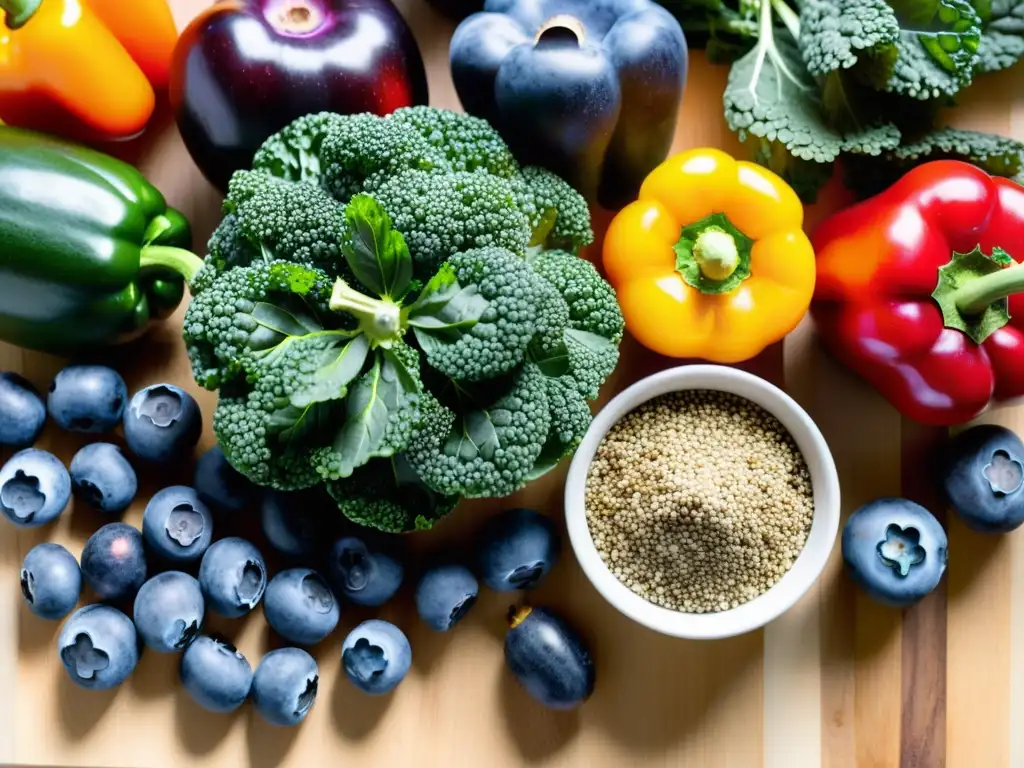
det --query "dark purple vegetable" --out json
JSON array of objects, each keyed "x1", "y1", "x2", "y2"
[
  {"x1": 450, "y1": 0, "x2": 687, "y2": 210},
  {"x1": 170, "y1": 0, "x2": 429, "y2": 192}
]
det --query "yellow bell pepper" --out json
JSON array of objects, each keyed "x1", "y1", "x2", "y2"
[{"x1": 602, "y1": 148, "x2": 816, "y2": 362}]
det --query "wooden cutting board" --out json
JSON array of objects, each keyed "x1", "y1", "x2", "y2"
[{"x1": 1, "y1": 1, "x2": 1023, "y2": 765}]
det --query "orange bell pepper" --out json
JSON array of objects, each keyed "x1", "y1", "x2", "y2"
[
  {"x1": 602, "y1": 148, "x2": 816, "y2": 363},
  {"x1": 0, "y1": 0, "x2": 178, "y2": 141}
]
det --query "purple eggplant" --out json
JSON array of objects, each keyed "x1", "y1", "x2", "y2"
[{"x1": 170, "y1": 0, "x2": 429, "y2": 192}]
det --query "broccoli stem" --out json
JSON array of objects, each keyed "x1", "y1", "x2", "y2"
[
  {"x1": 329, "y1": 278, "x2": 405, "y2": 346},
  {"x1": 770, "y1": 0, "x2": 800, "y2": 41},
  {"x1": 139, "y1": 246, "x2": 206, "y2": 284}
]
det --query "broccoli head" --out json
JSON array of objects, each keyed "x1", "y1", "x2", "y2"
[
  {"x1": 227, "y1": 171, "x2": 348, "y2": 271},
  {"x1": 325, "y1": 454, "x2": 460, "y2": 534},
  {"x1": 183, "y1": 261, "x2": 334, "y2": 390},
  {"x1": 530, "y1": 249, "x2": 625, "y2": 341},
  {"x1": 364, "y1": 169, "x2": 531, "y2": 277},
  {"x1": 514, "y1": 167, "x2": 595, "y2": 253},
  {"x1": 251, "y1": 112, "x2": 347, "y2": 183},
  {"x1": 389, "y1": 106, "x2": 520, "y2": 178},
  {"x1": 409, "y1": 364, "x2": 552, "y2": 499},
  {"x1": 408, "y1": 247, "x2": 541, "y2": 382},
  {"x1": 529, "y1": 374, "x2": 594, "y2": 480},
  {"x1": 319, "y1": 112, "x2": 445, "y2": 202}
]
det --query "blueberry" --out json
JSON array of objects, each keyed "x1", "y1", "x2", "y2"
[
  {"x1": 943, "y1": 424, "x2": 1024, "y2": 533},
  {"x1": 327, "y1": 537, "x2": 403, "y2": 607},
  {"x1": 842, "y1": 498, "x2": 948, "y2": 607},
  {"x1": 477, "y1": 508, "x2": 560, "y2": 592},
  {"x1": 123, "y1": 383, "x2": 202, "y2": 464},
  {"x1": 194, "y1": 446, "x2": 256, "y2": 514},
  {"x1": 0, "y1": 448, "x2": 70, "y2": 528},
  {"x1": 57, "y1": 604, "x2": 139, "y2": 690},
  {"x1": 47, "y1": 365, "x2": 127, "y2": 434},
  {"x1": 252, "y1": 647, "x2": 319, "y2": 726},
  {"x1": 21, "y1": 543, "x2": 81, "y2": 620},
  {"x1": 341, "y1": 620, "x2": 412, "y2": 696},
  {"x1": 261, "y1": 490, "x2": 328, "y2": 557},
  {"x1": 198, "y1": 537, "x2": 267, "y2": 618},
  {"x1": 415, "y1": 564, "x2": 478, "y2": 632},
  {"x1": 180, "y1": 635, "x2": 253, "y2": 713},
  {"x1": 0, "y1": 372, "x2": 46, "y2": 447},
  {"x1": 142, "y1": 486, "x2": 214, "y2": 563},
  {"x1": 133, "y1": 572, "x2": 205, "y2": 653},
  {"x1": 504, "y1": 606, "x2": 595, "y2": 710},
  {"x1": 81, "y1": 522, "x2": 147, "y2": 601},
  {"x1": 69, "y1": 443, "x2": 137, "y2": 514},
  {"x1": 263, "y1": 569, "x2": 339, "y2": 646}
]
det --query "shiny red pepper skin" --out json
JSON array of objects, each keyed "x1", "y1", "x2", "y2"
[{"x1": 811, "y1": 161, "x2": 1024, "y2": 426}]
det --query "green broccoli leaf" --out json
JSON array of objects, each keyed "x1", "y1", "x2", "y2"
[
  {"x1": 289, "y1": 333, "x2": 371, "y2": 409},
  {"x1": 844, "y1": 126, "x2": 1024, "y2": 197},
  {"x1": 330, "y1": 347, "x2": 421, "y2": 478},
  {"x1": 342, "y1": 195, "x2": 413, "y2": 300},
  {"x1": 724, "y1": 29, "x2": 900, "y2": 200},
  {"x1": 973, "y1": 0, "x2": 1024, "y2": 72},
  {"x1": 406, "y1": 262, "x2": 488, "y2": 340}
]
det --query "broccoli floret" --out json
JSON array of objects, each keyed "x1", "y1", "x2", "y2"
[
  {"x1": 319, "y1": 112, "x2": 445, "y2": 202},
  {"x1": 183, "y1": 261, "x2": 333, "y2": 389},
  {"x1": 565, "y1": 329, "x2": 620, "y2": 400},
  {"x1": 365, "y1": 169, "x2": 531, "y2": 276},
  {"x1": 389, "y1": 106, "x2": 519, "y2": 178},
  {"x1": 410, "y1": 364, "x2": 551, "y2": 499},
  {"x1": 530, "y1": 249, "x2": 625, "y2": 342},
  {"x1": 513, "y1": 166, "x2": 595, "y2": 252},
  {"x1": 529, "y1": 374, "x2": 593, "y2": 480},
  {"x1": 409, "y1": 248, "x2": 541, "y2": 382},
  {"x1": 326, "y1": 454, "x2": 460, "y2": 533},
  {"x1": 226, "y1": 171, "x2": 348, "y2": 271},
  {"x1": 251, "y1": 112, "x2": 346, "y2": 183},
  {"x1": 527, "y1": 270, "x2": 573, "y2": 359},
  {"x1": 207, "y1": 212, "x2": 260, "y2": 272}
]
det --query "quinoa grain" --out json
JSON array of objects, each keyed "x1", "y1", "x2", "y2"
[{"x1": 584, "y1": 390, "x2": 814, "y2": 613}]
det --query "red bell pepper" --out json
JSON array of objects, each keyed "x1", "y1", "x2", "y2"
[{"x1": 811, "y1": 161, "x2": 1024, "y2": 426}]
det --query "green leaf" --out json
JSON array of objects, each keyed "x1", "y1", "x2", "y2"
[
  {"x1": 331, "y1": 348, "x2": 421, "y2": 477},
  {"x1": 849, "y1": 0, "x2": 982, "y2": 99},
  {"x1": 973, "y1": 0, "x2": 1024, "y2": 73},
  {"x1": 289, "y1": 333, "x2": 371, "y2": 409},
  {"x1": 931, "y1": 245, "x2": 1013, "y2": 344},
  {"x1": 267, "y1": 400, "x2": 343, "y2": 448},
  {"x1": 342, "y1": 194, "x2": 413, "y2": 299},
  {"x1": 724, "y1": 30, "x2": 900, "y2": 202},
  {"x1": 798, "y1": 0, "x2": 900, "y2": 77},
  {"x1": 843, "y1": 126, "x2": 1024, "y2": 198},
  {"x1": 407, "y1": 262, "x2": 489, "y2": 343}
]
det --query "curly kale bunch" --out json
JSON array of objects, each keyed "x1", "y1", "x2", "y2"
[
  {"x1": 183, "y1": 107, "x2": 621, "y2": 534},
  {"x1": 661, "y1": 0, "x2": 1024, "y2": 200}
]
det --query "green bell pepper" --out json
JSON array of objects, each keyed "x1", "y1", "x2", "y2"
[{"x1": 0, "y1": 126, "x2": 204, "y2": 354}]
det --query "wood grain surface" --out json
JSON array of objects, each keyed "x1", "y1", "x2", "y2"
[{"x1": 2, "y1": 2, "x2": 1024, "y2": 766}]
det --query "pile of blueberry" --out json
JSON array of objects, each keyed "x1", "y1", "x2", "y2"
[
  {"x1": 3, "y1": 367, "x2": 594, "y2": 725},
  {"x1": 841, "y1": 424, "x2": 1024, "y2": 608}
]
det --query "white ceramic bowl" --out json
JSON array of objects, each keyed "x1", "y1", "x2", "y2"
[{"x1": 565, "y1": 365, "x2": 840, "y2": 640}]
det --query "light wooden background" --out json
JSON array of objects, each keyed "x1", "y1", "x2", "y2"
[{"x1": 2, "y1": 2, "x2": 1024, "y2": 766}]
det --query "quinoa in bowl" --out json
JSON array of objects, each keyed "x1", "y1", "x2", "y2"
[
  {"x1": 564, "y1": 365, "x2": 840, "y2": 640},
  {"x1": 584, "y1": 390, "x2": 814, "y2": 614}
]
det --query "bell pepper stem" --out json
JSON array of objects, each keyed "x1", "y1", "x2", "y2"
[
  {"x1": 953, "y1": 262, "x2": 1024, "y2": 316},
  {"x1": 0, "y1": 0, "x2": 40, "y2": 29},
  {"x1": 139, "y1": 246, "x2": 205, "y2": 285},
  {"x1": 693, "y1": 227, "x2": 740, "y2": 281}
]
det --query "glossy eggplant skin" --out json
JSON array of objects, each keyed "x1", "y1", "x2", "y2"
[
  {"x1": 170, "y1": 0, "x2": 429, "y2": 192},
  {"x1": 450, "y1": 0, "x2": 687, "y2": 210}
]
